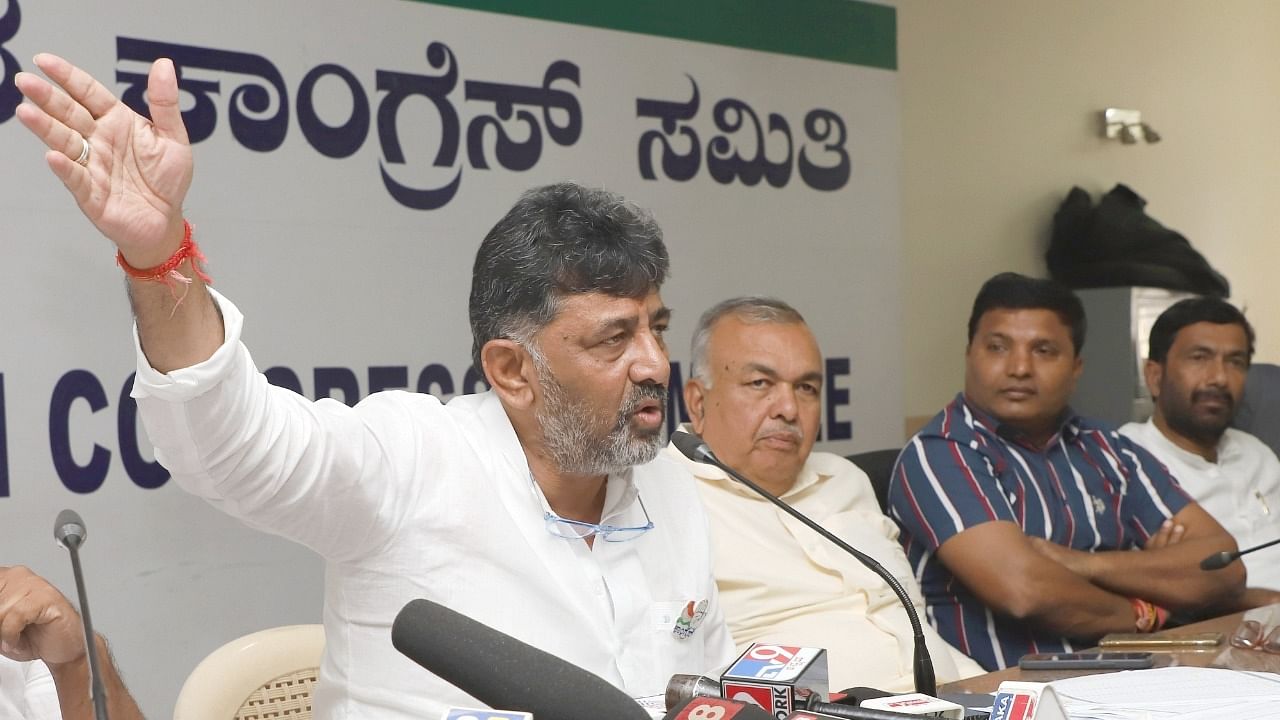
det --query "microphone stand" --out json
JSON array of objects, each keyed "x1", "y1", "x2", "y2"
[
  {"x1": 673, "y1": 432, "x2": 936, "y2": 696},
  {"x1": 55, "y1": 510, "x2": 110, "y2": 720},
  {"x1": 1201, "y1": 536, "x2": 1280, "y2": 570}
]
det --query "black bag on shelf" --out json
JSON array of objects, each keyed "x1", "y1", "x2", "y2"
[{"x1": 1046, "y1": 183, "x2": 1229, "y2": 297}]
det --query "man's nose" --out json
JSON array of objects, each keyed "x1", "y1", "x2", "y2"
[
  {"x1": 771, "y1": 385, "x2": 800, "y2": 421},
  {"x1": 630, "y1": 330, "x2": 670, "y2": 386},
  {"x1": 1007, "y1": 348, "x2": 1032, "y2": 377}
]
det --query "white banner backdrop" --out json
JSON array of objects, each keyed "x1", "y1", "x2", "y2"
[{"x1": 0, "y1": 0, "x2": 900, "y2": 713}]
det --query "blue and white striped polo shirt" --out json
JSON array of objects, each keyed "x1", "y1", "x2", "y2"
[{"x1": 887, "y1": 393, "x2": 1191, "y2": 671}]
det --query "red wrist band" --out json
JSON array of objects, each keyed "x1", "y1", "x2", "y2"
[
  {"x1": 116, "y1": 219, "x2": 212, "y2": 311},
  {"x1": 1130, "y1": 597, "x2": 1168, "y2": 633}
]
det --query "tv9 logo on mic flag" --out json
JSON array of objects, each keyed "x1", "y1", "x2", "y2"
[{"x1": 724, "y1": 644, "x2": 815, "y2": 681}]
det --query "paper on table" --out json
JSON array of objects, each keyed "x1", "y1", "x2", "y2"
[{"x1": 1049, "y1": 667, "x2": 1280, "y2": 719}]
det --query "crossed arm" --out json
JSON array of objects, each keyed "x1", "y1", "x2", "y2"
[{"x1": 936, "y1": 502, "x2": 1244, "y2": 640}]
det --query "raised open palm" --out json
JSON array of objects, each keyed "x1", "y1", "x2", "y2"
[{"x1": 15, "y1": 53, "x2": 193, "y2": 266}]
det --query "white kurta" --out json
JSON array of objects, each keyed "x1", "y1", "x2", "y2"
[
  {"x1": 132, "y1": 290, "x2": 734, "y2": 719},
  {"x1": 1122, "y1": 419, "x2": 1280, "y2": 590},
  {"x1": 0, "y1": 657, "x2": 59, "y2": 720}
]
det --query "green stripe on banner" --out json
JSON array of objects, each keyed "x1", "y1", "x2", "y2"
[{"x1": 407, "y1": 0, "x2": 897, "y2": 70}]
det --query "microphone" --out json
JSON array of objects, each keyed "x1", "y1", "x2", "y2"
[
  {"x1": 391, "y1": 598, "x2": 650, "y2": 720},
  {"x1": 670, "y1": 431, "x2": 937, "y2": 696},
  {"x1": 1200, "y1": 536, "x2": 1280, "y2": 570},
  {"x1": 53, "y1": 510, "x2": 109, "y2": 720},
  {"x1": 666, "y1": 670, "x2": 925, "y2": 720}
]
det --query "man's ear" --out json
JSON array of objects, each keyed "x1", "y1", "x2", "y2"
[
  {"x1": 684, "y1": 378, "x2": 708, "y2": 435},
  {"x1": 1143, "y1": 359, "x2": 1163, "y2": 402},
  {"x1": 481, "y1": 339, "x2": 536, "y2": 409}
]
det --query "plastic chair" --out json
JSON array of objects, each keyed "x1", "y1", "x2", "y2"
[{"x1": 173, "y1": 624, "x2": 325, "y2": 720}]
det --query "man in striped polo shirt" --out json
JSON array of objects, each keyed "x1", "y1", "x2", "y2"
[{"x1": 888, "y1": 273, "x2": 1244, "y2": 671}]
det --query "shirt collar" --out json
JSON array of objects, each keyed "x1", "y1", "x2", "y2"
[
  {"x1": 957, "y1": 392, "x2": 1083, "y2": 447},
  {"x1": 1142, "y1": 417, "x2": 1233, "y2": 468},
  {"x1": 668, "y1": 424, "x2": 821, "y2": 499}
]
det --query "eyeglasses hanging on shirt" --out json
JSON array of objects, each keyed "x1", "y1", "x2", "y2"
[{"x1": 530, "y1": 474, "x2": 654, "y2": 542}]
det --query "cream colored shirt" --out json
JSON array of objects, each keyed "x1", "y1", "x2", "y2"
[{"x1": 666, "y1": 443, "x2": 983, "y2": 692}]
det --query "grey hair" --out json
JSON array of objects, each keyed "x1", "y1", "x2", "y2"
[
  {"x1": 689, "y1": 296, "x2": 806, "y2": 384},
  {"x1": 469, "y1": 182, "x2": 670, "y2": 373}
]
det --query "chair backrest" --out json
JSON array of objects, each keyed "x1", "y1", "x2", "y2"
[
  {"x1": 174, "y1": 624, "x2": 325, "y2": 720},
  {"x1": 846, "y1": 448, "x2": 902, "y2": 513}
]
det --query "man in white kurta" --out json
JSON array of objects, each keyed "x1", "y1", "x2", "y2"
[
  {"x1": 135, "y1": 291, "x2": 733, "y2": 718},
  {"x1": 670, "y1": 297, "x2": 981, "y2": 692},
  {"x1": 15, "y1": 56, "x2": 732, "y2": 719},
  {"x1": 1119, "y1": 297, "x2": 1280, "y2": 598}
]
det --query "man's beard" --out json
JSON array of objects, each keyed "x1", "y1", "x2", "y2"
[
  {"x1": 1161, "y1": 382, "x2": 1235, "y2": 448},
  {"x1": 532, "y1": 356, "x2": 668, "y2": 477}
]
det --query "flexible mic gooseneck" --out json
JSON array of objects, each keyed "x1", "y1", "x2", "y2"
[
  {"x1": 53, "y1": 509, "x2": 109, "y2": 720},
  {"x1": 671, "y1": 431, "x2": 937, "y2": 697},
  {"x1": 392, "y1": 598, "x2": 651, "y2": 720},
  {"x1": 1200, "y1": 536, "x2": 1280, "y2": 570}
]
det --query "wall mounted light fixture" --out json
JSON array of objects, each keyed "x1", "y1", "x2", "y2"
[{"x1": 1103, "y1": 108, "x2": 1161, "y2": 144}]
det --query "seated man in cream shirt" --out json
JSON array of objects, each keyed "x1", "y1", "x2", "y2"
[{"x1": 666, "y1": 297, "x2": 982, "y2": 691}]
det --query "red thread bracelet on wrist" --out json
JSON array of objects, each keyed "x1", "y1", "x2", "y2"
[{"x1": 116, "y1": 219, "x2": 212, "y2": 311}]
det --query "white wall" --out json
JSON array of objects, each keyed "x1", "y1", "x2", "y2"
[{"x1": 898, "y1": 0, "x2": 1280, "y2": 422}]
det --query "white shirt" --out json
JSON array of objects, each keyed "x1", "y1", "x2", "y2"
[
  {"x1": 1121, "y1": 419, "x2": 1280, "y2": 590},
  {"x1": 666, "y1": 443, "x2": 983, "y2": 692},
  {"x1": 132, "y1": 290, "x2": 734, "y2": 719},
  {"x1": 0, "y1": 657, "x2": 60, "y2": 720}
]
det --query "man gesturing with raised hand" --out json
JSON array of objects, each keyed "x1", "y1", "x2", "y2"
[
  {"x1": 15, "y1": 55, "x2": 732, "y2": 718},
  {"x1": 16, "y1": 55, "x2": 219, "y2": 372}
]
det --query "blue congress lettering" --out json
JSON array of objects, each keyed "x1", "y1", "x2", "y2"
[
  {"x1": 416, "y1": 363, "x2": 455, "y2": 398},
  {"x1": 264, "y1": 366, "x2": 304, "y2": 395},
  {"x1": 117, "y1": 37, "x2": 288, "y2": 152},
  {"x1": 665, "y1": 361, "x2": 691, "y2": 436},
  {"x1": 117, "y1": 373, "x2": 169, "y2": 489},
  {"x1": 824, "y1": 357, "x2": 852, "y2": 441},
  {"x1": 111, "y1": 38, "x2": 582, "y2": 211},
  {"x1": 0, "y1": 372, "x2": 8, "y2": 497},
  {"x1": 298, "y1": 63, "x2": 369, "y2": 159},
  {"x1": 461, "y1": 366, "x2": 489, "y2": 395},
  {"x1": 464, "y1": 60, "x2": 581, "y2": 172},
  {"x1": 315, "y1": 366, "x2": 361, "y2": 407},
  {"x1": 0, "y1": 0, "x2": 19, "y2": 124},
  {"x1": 377, "y1": 42, "x2": 462, "y2": 210},
  {"x1": 636, "y1": 75, "x2": 700, "y2": 182},
  {"x1": 635, "y1": 77, "x2": 849, "y2": 191},
  {"x1": 49, "y1": 369, "x2": 111, "y2": 494},
  {"x1": 798, "y1": 110, "x2": 851, "y2": 191},
  {"x1": 707, "y1": 99, "x2": 792, "y2": 188},
  {"x1": 369, "y1": 366, "x2": 409, "y2": 394}
]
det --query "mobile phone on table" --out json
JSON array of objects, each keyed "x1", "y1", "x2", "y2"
[
  {"x1": 1098, "y1": 631, "x2": 1223, "y2": 648},
  {"x1": 1017, "y1": 651, "x2": 1154, "y2": 670}
]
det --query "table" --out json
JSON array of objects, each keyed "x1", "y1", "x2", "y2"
[{"x1": 940, "y1": 607, "x2": 1279, "y2": 694}]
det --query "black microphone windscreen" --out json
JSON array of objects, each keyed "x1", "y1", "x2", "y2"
[
  {"x1": 671, "y1": 430, "x2": 710, "y2": 463},
  {"x1": 1199, "y1": 551, "x2": 1237, "y2": 571},
  {"x1": 54, "y1": 509, "x2": 86, "y2": 549},
  {"x1": 391, "y1": 598, "x2": 649, "y2": 720}
]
